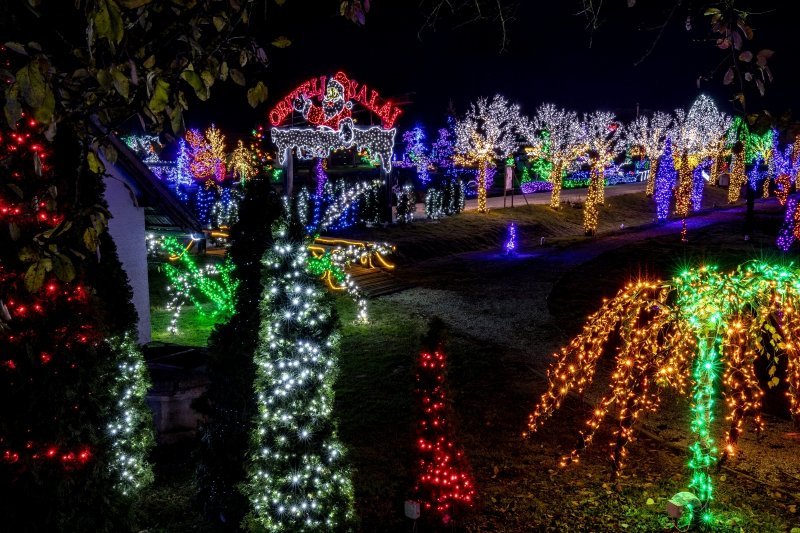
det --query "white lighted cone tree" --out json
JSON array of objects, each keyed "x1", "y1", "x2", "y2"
[
  {"x1": 626, "y1": 112, "x2": 672, "y2": 196},
  {"x1": 581, "y1": 111, "x2": 623, "y2": 235},
  {"x1": 454, "y1": 94, "x2": 523, "y2": 213},
  {"x1": 524, "y1": 103, "x2": 586, "y2": 208},
  {"x1": 244, "y1": 212, "x2": 356, "y2": 531}
]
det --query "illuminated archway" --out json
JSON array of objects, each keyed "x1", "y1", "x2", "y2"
[{"x1": 268, "y1": 71, "x2": 401, "y2": 173}]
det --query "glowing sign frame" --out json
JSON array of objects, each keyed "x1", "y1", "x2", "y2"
[{"x1": 269, "y1": 71, "x2": 400, "y2": 173}]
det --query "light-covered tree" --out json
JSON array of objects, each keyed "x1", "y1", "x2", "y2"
[
  {"x1": 626, "y1": 112, "x2": 672, "y2": 196},
  {"x1": 523, "y1": 103, "x2": 586, "y2": 208},
  {"x1": 402, "y1": 126, "x2": 432, "y2": 185},
  {"x1": 670, "y1": 96, "x2": 730, "y2": 236},
  {"x1": 581, "y1": 111, "x2": 623, "y2": 235},
  {"x1": 454, "y1": 94, "x2": 523, "y2": 213},
  {"x1": 230, "y1": 139, "x2": 258, "y2": 184},
  {"x1": 243, "y1": 212, "x2": 356, "y2": 532}
]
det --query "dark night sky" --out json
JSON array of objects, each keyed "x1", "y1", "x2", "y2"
[{"x1": 193, "y1": 1, "x2": 799, "y2": 135}]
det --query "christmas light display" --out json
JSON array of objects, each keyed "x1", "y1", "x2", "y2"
[
  {"x1": 675, "y1": 152, "x2": 693, "y2": 240},
  {"x1": 307, "y1": 238, "x2": 395, "y2": 324},
  {"x1": 106, "y1": 334, "x2": 156, "y2": 496},
  {"x1": 272, "y1": 126, "x2": 396, "y2": 173},
  {"x1": 654, "y1": 138, "x2": 678, "y2": 220},
  {"x1": 173, "y1": 139, "x2": 194, "y2": 186},
  {"x1": 672, "y1": 96, "x2": 731, "y2": 160},
  {"x1": 524, "y1": 103, "x2": 586, "y2": 208},
  {"x1": 268, "y1": 71, "x2": 402, "y2": 129},
  {"x1": 230, "y1": 139, "x2": 257, "y2": 184},
  {"x1": 728, "y1": 151, "x2": 746, "y2": 203},
  {"x1": 520, "y1": 180, "x2": 553, "y2": 194},
  {"x1": 0, "y1": 116, "x2": 153, "y2": 527},
  {"x1": 400, "y1": 126, "x2": 433, "y2": 185},
  {"x1": 441, "y1": 178, "x2": 466, "y2": 215},
  {"x1": 432, "y1": 126, "x2": 456, "y2": 169},
  {"x1": 773, "y1": 134, "x2": 794, "y2": 205},
  {"x1": 244, "y1": 219, "x2": 356, "y2": 531},
  {"x1": 581, "y1": 111, "x2": 623, "y2": 234},
  {"x1": 123, "y1": 134, "x2": 162, "y2": 163},
  {"x1": 626, "y1": 112, "x2": 672, "y2": 196},
  {"x1": 455, "y1": 94, "x2": 523, "y2": 213},
  {"x1": 155, "y1": 235, "x2": 238, "y2": 334},
  {"x1": 187, "y1": 125, "x2": 227, "y2": 182},
  {"x1": 692, "y1": 158, "x2": 712, "y2": 212},
  {"x1": 413, "y1": 339, "x2": 475, "y2": 523},
  {"x1": 526, "y1": 260, "x2": 800, "y2": 525},
  {"x1": 396, "y1": 184, "x2": 416, "y2": 224},
  {"x1": 211, "y1": 186, "x2": 243, "y2": 229},
  {"x1": 504, "y1": 222, "x2": 517, "y2": 254},
  {"x1": 269, "y1": 72, "x2": 400, "y2": 173},
  {"x1": 747, "y1": 155, "x2": 766, "y2": 193},
  {"x1": 425, "y1": 188, "x2": 444, "y2": 219},
  {"x1": 777, "y1": 198, "x2": 800, "y2": 252},
  {"x1": 314, "y1": 158, "x2": 328, "y2": 197},
  {"x1": 793, "y1": 136, "x2": 800, "y2": 183}
]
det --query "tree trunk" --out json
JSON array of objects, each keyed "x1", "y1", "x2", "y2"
[
  {"x1": 549, "y1": 161, "x2": 563, "y2": 209},
  {"x1": 477, "y1": 160, "x2": 488, "y2": 213}
]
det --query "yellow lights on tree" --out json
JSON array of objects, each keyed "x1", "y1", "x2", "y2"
[
  {"x1": 230, "y1": 139, "x2": 257, "y2": 183},
  {"x1": 626, "y1": 112, "x2": 672, "y2": 196},
  {"x1": 581, "y1": 111, "x2": 623, "y2": 235},
  {"x1": 454, "y1": 94, "x2": 523, "y2": 213},
  {"x1": 524, "y1": 103, "x2": 586, "y2": 209}
]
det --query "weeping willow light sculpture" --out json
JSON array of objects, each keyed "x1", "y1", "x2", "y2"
[{"x1": 526, "y1": 260, "x2": 800, "y2": 525}]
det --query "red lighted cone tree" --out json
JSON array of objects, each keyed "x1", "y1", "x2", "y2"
[{"x1": 413, "y1": 324, "x2": 475, "y2": 524}]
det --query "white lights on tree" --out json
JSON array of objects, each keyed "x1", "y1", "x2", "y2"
[
  {"x1": 581, "y1": 111, "x2": 623, "y2": 234},
  {"x1": 523, "y1": 103, "x2": 586, "y2": 208},
  {"x1": 454, "y1": 94, "x2": 523, "y2": 213},
  {"x1": 244, "y1": 218, "x2": 356, "y2": 531},
  {"x1": 626, "y1": 112, "x2": 672, "y2": 196}
]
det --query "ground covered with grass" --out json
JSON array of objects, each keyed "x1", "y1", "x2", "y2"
[{"x1": 140, "y1": 188, "x2": 800, "y2": 531}]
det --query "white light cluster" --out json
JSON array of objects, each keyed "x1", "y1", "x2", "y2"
[
  {"x1": 272, "y1": 126, "x2": 396, "y2": 172},
  {"x1": 523, "y1": 103, "x2": 587, "y2": 208},
  {"x1": 626, "y1": 112, "x2": 672, "y2": 195},
  {"x1": 106, "y1": 333, "x2": 154, "y2": 496},
  {"x1": 671, "y1": 95, "x2": 731, "y2": 160},
  {"x1": 454, "y1": 94, "x2": 524, "y2": 212},
  {"x1": 245, "y1": 224, "x2": 356, "y2": 531}
]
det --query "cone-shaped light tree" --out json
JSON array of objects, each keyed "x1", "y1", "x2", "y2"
[
  {"x1": 243, "y1": 207, "x2": 356, "y2": 531},
  {"x1": 412, "y1": 321, "x2": 476, "y2": 524},
  {"x1": 626, "y1": 112, "x2": 672, "y2": 196},
  {"x1": 195, "y1": 174, "x2": 281, "y2": 528},
  {"x1": 581, "y1": 111, "x2": 623, "y2": 235},
  {"x1": 454, "y1": 95, "x2": 523, "y2": 213},
  {"x1": 523, "y1": 103, "x2": 586, "y2": 208},
  {"x1": 0, "y1": 116, "x2": 154, "y2": 531}
]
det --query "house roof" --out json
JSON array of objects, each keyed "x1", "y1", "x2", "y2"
[{"x1": 102, "y1": 129, "x2": 202, "y2": 235}]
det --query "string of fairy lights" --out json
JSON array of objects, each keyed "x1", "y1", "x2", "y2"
[{"x1": 526, "y1": 260, "x2": 800, "y2": 526}]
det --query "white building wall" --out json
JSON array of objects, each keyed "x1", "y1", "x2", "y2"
[{"x1": 102, "y1": 172, "x2": 152, "y2": 344}]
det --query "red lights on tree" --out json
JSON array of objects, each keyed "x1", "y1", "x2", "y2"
[{"x1": 412, "y1": 323, "x2": 475, "y2": 524}]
